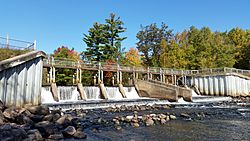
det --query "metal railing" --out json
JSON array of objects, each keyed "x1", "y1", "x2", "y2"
[
  {"x1": 0, "y1": 35, "x2": 36, "y2": 51},
  {"x1": 43, "y1": 57, "x2": 250, "y2": 76}
]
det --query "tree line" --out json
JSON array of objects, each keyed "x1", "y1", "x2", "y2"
[{"x1": 53, "y1": 13, "x2": 250, "y2": 70}]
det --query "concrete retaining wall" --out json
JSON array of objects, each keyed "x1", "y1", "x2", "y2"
[
  {"x1": 187, "y1": 73, "x2": 250, "y2": 97},
  {"x1": 135, "y1": 80, "x2": 178, "y2": 102},
  {"x1": 148, "y1": 80, "x2": 192, "y2": 101},
  {"x1": 0, "y1": 51, "x2": 45, "y2": 107}
]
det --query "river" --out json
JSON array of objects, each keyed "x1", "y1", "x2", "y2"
[{"x1": 78, "y1": 98, "x2": 250, "y2": 141}]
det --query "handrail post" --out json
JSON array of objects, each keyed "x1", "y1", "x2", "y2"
[
  {"x1": 6, "y1": 34, "x2": 8, "y2": 48},
  {"x1": 33, "y1": 40, "x2": 36, "y2": 50}
]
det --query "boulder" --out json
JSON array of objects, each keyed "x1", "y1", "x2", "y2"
[
  {"x1": 35, "y1": 121, "x2": 59, "y2": 137},
  {"x1": 27, "y1": 129, "x2": 43, "y2": 141},
  {"x1": 47, "y1": 133, "x2": 64, "y2": 140},
  {"x1": 0, "y1": 124, "x2": 28, "y2": 140},
  {"x1": 53, "y1": 113, "x2": 61, "y2": 122},
  {"x1": 0, "y1": 118, "x2": 4, "y2": 125},
  {"x1": 145, "y1": 118, "x2": 154, "y2": 126},
  {"x1": 160, "y1": 119, "x2": 166, "y2": 124},
  {"x1": 26, "y1": 105, "x2": 49, "y2": 115},
  {"x1": 180, "y1": 113, "x2": 190, "y2": 118},
  {"x1": 170, "y1": 115, "x2": 177, "y2": 120},
  {"x1": 132, "y1": 123, "x2": 140, "y2": 128},
  {"x1": 16, "y1": 115, "x2": 34, "y2": 125},
  {"x1": 3, "y1": 107, "x2": 18, "y2": 120},
  {"x1": 30, "y1": 114, "x2": 44, "y2": 123},
  {"x1": 73, "y1": 129, "x2": 87, "y2": 139},
  {"x1": 63, "y1": 126, "x2": 76, "y2": 137},
  {"x1": 43, "y1": 114, "x2": 54, "y2": 122}
]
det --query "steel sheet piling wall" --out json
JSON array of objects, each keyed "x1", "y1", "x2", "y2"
[
  {"x1": 187, "y1": 74, "x2": 250, "y2": 97},
  {"x1": 0, "y1": 57, "x2": 43, "y2": 107}
]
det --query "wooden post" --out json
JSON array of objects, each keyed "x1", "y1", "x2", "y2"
[
  {"x1": 98, "y1": 63, "x2": 101, "y2": 84},
  {"x1": 6, "y1": 34, "x2": 8, "y2": 48},
  {"x1": 79, "y1": 69, "x2": 82, "y2": 83},
  {"x1": 73, "y1": 74, "x2": 75, "y2": 84},
  {"x1": 119, "y1": 71, "x2": 122, "y2": 84},
  {"x1": 112, "y1": 76, "x2": 115, "y2": 86},
  {"x1": 76, "y1": 69, "x2": 79, "y2": 83},
  {"x1": 52, "y1": 67, "x2": 56, "y2": 83},
  {"x1": 160, "y1": 68, "x2": 163, "y2": 82},
  {"x1": 133, "y1": 67, "x2": 136, "y2": 83},
  {"x1": 33, "y1": 40, "x2": 36, "y2": 50},
  {"x1": 49, "y1": 67, "x2": 53, "y2": 83},
  {"x1": 93, "y1": 76, "x2": 96, "y2": 85},
  {"x1": 47, "y1": 74, "x2": 50, "y2": 84},
  {"x1": 147, "y1": 67, "x2": 150, "y2": 80},
  {"x1": 117, "y1": 64, "x2": 120, "y2": 84},
  {"x1": 101, "y1": 70, "x2": 104, "y2": 83},
  {"x1": 174, "y1": 75, "x2": 177, "y2": 85}
]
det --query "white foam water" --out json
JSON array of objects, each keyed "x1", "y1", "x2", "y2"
[
  {"x1": 41, "y1": 87, "x2": 57, "y2": 103},
  {"x1": 84, "y1": 86, "x2": 102, "y2": 100},
  {"x1": 124, "y1": 87, "x2": 140, "y2": 99},
  {"x1": 106, "y1": 87, "x2": 123, "y2": 99}
]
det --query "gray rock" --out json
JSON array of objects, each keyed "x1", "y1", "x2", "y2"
[
  {"x1": 0, "y1": 124, "x2": 28, "y2": 141},
  {"x1": 132, "y1": 123, "x2": 140, "y2": 128},
  {"x1": 27, "y1": 129, "x2": 43, "y2": 141},
  {"x1": 115, "y1": 125, "x2": 122, "y2": 131},
  {"x1": 16, "y1": 115, "x2": 34, "y2": 125},
  {"x1": 160, "y1": 119, "x2": 166, "y2": 124},
  {"x1": 0, "y1": 118, "x2": 4, "y2": 125},
  {"x1": 35, "y1": 121, "x2": 58, "y2": 137},
  {"x1": 166, "y1": 115, "x2": 170, "y2": 121},
  {"x1": 73, "y1": 130, "x2": 87, "y2": 139},
  {"x1": 26, "y1": 105, "x2": 49, "y2": 115},
  {"x1": 3, "y1": 107, "x2": 17, "y2": 120},
  {"x1": 180, "y1": 113, "x2": 190, "y2": 118},
  {"x1": 63, "y1": 126, "x2": 76, "y2": 136},
  {"x1": 52, "y1": 113, "x2": 61, "y2": 122},
  {"x1": 48, "y1": 133, "x2": 64, "y2": 140},
  {"x1": 43, "y1": 114, "x2": 54, "y2": 122},
  {"x1": 145, "y1": 118, "x2": 154, "y2": 126},
  {"x1": 170, "y1": 115, "x2": 177, "y2": 120},
  {"x1": 56, "y1": 116, "x2": 66, "y2": 125}
]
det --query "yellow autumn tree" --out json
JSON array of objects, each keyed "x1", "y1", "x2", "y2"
[{"x1": 125, "y1": 48, "x2": 142, "y2": 66}]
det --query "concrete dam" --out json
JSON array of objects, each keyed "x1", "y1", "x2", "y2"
[{"x1": 0, "y1": 50, "x2": 250, "y2": 107}]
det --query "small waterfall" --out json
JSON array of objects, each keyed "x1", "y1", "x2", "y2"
[
  {"x1": 41, "y1": 87, "x2": 57, "y2": 103},
  {"x1": 106, "y1": 87, "x2": 123, "y2": 99},
  {"x1": 84, "y1": 86, "x2": 102, "y2": 100},
  {"x1": 57, "y1": 86, "x2": 80, "y2": 101},
  {"x1": 124, "y1": 87, "x2": 140, "y2": 99}
]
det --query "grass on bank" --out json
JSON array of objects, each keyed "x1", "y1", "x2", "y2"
[{"x1": 0, "y1": 48, "x2": 30, "y2": 61}]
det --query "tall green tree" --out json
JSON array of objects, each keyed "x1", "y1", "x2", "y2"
[
  {"x1": 228, "y1": 28, "x2": 249, "y2": 69},
  {"x1": 83, "y1": 13, "x2": 126, "y2": 62},
  {"x1": 83, "y1": 23, "x2": 107, "y2": 61},
  {"x1": 136, "y1": 23, "x2": 173, "y2": 67}
]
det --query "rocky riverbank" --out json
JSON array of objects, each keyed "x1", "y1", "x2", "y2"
[{"x1": 0, "y1": 97, "x2": 249, "y2": 140}]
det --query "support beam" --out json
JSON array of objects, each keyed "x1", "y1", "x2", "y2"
[
  {"x1": 51, "y1": 83, "x2": 59, "y2": 101},
  {"x1": 77, "y1": 83, "x2": 87, "y2": 100},
  {"x1": 118, "y1": 83, "x2": 126, "y2": 98},
  {"x1": 99, "y1": 83, "x2": 108, "y2": 99}
]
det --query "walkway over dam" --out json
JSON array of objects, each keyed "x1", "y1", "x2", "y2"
[{"x1": 0, "y1": 51, "x2": 250, "y2": 107}]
